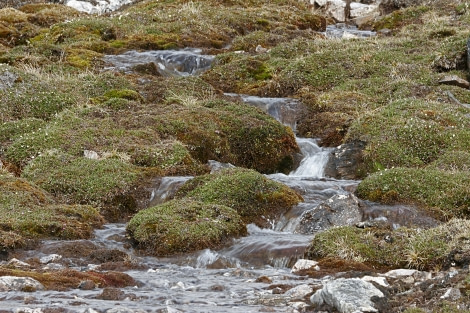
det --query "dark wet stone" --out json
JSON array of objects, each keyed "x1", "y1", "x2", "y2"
[
  {"x1": 296, "y1": 194, "x2": 362, "y2": 234},
  {"x1": 361, "y1": 203, "x2": 439, "y2": 229},
  {"x1": 41, "y1": 240, "x2": 98, "y2": 259},
  {"x1": 210, "y1": 284, "x2": 225, "y2": 291},
  {"x1": 88, "y1": 249, "x2": 129, "y2": 263},
  {"x1": 256, "y1": 276, "x2": 273, "y2": 283},
  {"x1": 97, "y1": 287, "x2": 126, "y2": 300},
  {"x1": 324, "y1": 140, "x2": 367, "y2": 180}
]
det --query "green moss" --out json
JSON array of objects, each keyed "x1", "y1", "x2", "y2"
[
  {"x1": 308, "y1": 219, "x2": 470, "y2": 270},
  {"x1": 127, "y1": 198, "x2": 246, "y2": 256},
  {"x1": 175, "y1": 167, "x2": 302, "y2": 226},
  {"x1": 22, "y1": 151, "x2": 141, "y2": 206},
  {"x1": 103, "y1": 89, "x2": 143, "y2": 102},
  {"x1": 429, "y1": 151, "x2": 470, "y2": 171},
  {"x1": 357, "y1": 168, "x2": 470, "y2": 219},
  {"x1": 373, "y1": 6, "x2": 430, "y2": 30},
  {"x1": 0, "y1": 118, "x2": 46, "y2": 142},
  {"x1": 346, "y1": 99, "x2": 470, "y2": 171},
  {"x1": 0, "y1": 171, "x2": 103, "y2": 246}
]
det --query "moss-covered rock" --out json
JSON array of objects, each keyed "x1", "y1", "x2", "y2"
[
  {"x1": 175, "y1": 167, "x2": 303, "y2": 227},
  {"x1": 0, "y1": 170, "x2": 103, "y2": 250},
  {"x1": 307, "y1": 219, "x2": 470, "y2": 271},
  {"x1": 356, "y1": 167, "x2": 470, "y2": 219},
  {"x1": 127, "y1": 198, "x2": 245, "y2": 256}
]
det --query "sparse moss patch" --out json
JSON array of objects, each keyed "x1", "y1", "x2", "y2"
[{"x1": 308, "y1": 219, "x2": 470, "y2": 271}]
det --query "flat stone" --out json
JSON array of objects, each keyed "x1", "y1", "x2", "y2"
[
  {"x1": 383, "y1": 269, "x2": 417, "y2": 278},
  {"x1": 361, "y1": 276, "x2": 389, "y2": 287},
  {"x1": 0, "y1": 276, "x2": 44, "y2": 292},
  {"x1": 438, "y1": 75, "x2": 470, "y2": 89}
]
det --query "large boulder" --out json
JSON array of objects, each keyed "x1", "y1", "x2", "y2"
[
  {"x1": 311, "y1": 0, "x2": 380, "y2": 25},
  {"x1": 310, "y1": 278, "x2": 385, "y2": 313},
  {"x1": 296, "y1": 194, "x2": 362, "y2": 234}
]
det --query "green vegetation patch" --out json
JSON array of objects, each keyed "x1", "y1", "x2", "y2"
[
  {"x1": 175, "y1": 167, "x2": 303, "y2": 226},
  {"x1": 127, "y1": 198, "x2": 245, "y2": 256},
  {"x1": 357, "y1": 168, "x2": 470, "y2": 219},
  {"x1": 308, "y1": 219, "x2": 470, "y2": 270},
  {"x1": 22, "y1": 151, "x2": 141, "y2": 207},
  {"x1": 0, "y1": 171, "x2": 103, "y2": 249},
  {"x1": 346, "y1": 99, "x2": 470, "y2": 171}
]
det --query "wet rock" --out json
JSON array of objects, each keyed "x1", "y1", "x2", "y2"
[
  {"x1": 39, "y1": 254, "x2": 62, "y2": 264},
  {"x1": 156, "y1": 307, "x2": 183, "y2": 313},
  {"x1": 256, "y1": 276, "x2": 273, "y2": 283},
  {"x1": 324, "y1": 140, "x2": 366, "y2": 180},
  {"x1": 361, "y1": 203, "x2": 439, "y2": 229},
  {"x1": 310, "y1": 278, "x2": 385, "y2": 313},
  {"x1": 296, "y1": 194, "x2": 362, "y2": 234},
  {"x1": 288, "y1": 301, "x2": 309, "y2": 311},
  {"x1": 284, "y1": 284, "x2": 313, "y2": 300},
  {"x1": 0, "y1": 276, "x2": 44, "y2": 292},
  {"x1": 88, "y1": 249, "x2": 128, "y2": 263},
  {"x1": 292, "y1": 259, "x2": 320, "y2": 274},
  {"x1": 361, "y1": 276, "x2": 389, "y2": 287},
  {"x1": 7, "y1": 258, "x2": 31, "y2": 268},
  {"x1": 208, "y1": 160, "x2": 235, "y2": 173},
  {"x1": 97, "y1": 287, "x2": 126, "y2": 300},
  {"x1": 438, "y1": 75, "x2": 470, "y2": 89}
]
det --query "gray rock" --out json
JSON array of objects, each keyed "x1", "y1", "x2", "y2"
[
  {"x1": 296, "y1": 194, "x2": 362, "y2": 234},
  {"x1": 0, "y1": 276, "x2": 44, "y2": 292},
  {"x1": 208, "y1": 160, "x2": 235, "y2": 173},
  {"x1": 284, "y1": 284, "x2": 314, "y2": 300},
  {"x1": 438, "y1": 75, "x2": 470, "y2": 89},
  {"x1": 324, "y1": 140, "x2": 366, "y2": 180},
  {"x1": 292, "y1": 259, "x2": 320, "y2": 274},
  {"x1": 310, "y1": 278, "x2": 384, "y2": 313},
  {"x1": 40, "y1": 254, "x2": 62, "y2": 264},
  {"x1": 0, "y1": 70, "x2": 18, "y2": 90}
]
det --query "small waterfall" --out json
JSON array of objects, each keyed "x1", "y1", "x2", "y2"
[
  {"x1": 289, "y1": 138, "x2": 332, "y2": 178},
  {"x1": 148, "y1": 176, "x2": 193, "y2": 207},
  {"x1": 104, "y1": 49, "x2": 214, "y2": 76}
]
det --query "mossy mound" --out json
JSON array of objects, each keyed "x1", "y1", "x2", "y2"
[
  {"x1": 175, "y1": 167, "x2": 303, "y2": 226},
  {"x1": 307, "y1": 219, "x2": 470, "y2": 271},
  {"x1": 346, "y1": 99, "x2": 470, "y2": 171},
  {"x1": 22, "y1": 151, "x2": 141, "y2": 206},
  {"x1": 0, "y1": 64, "x2": 132, "y2": 124},
  {"x1": 3, "y1": 80, "x2": 298, "y2": 174},
  {"x1": 127, "y1": 198, "x2": 246, "y2": 256},
  {"x1": 0, "y1": 5, "x2": 81, "y2": 47},
  {"x1": 0, "y1": 170, "x2": 103, "y2": 250},
  {"x1": 356, "y1": 167, "x2": 470, "y2": 219}
]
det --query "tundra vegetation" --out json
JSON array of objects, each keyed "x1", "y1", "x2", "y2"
[{"x1": 0, "y1": 0, "x2": 469, "y2": 304}]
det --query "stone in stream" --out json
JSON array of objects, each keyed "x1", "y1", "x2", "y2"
[
  {"x1": 324, "y1": 140, "x2": 367, "y2": 180},
  {"x1": 292, "y1": 259, "x2": 320, "y2": 274},
  {"x1": 295, "y1": 194, "x2": 362, "y2": 234},
  {"x1": 0, "y1": 276, "x2": 44, "y2": 291},
  {"x1": 310, "y1": 278, "x2": 385, "y2": 313}
]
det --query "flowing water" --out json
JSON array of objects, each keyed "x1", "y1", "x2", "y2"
[{"x1": 1, "y1": 49, "x2": 435, "y2": 312}]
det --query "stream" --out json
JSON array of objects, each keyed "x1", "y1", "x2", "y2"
[{"x1": 1, "y1": 43, "x2": 438, "y2": 312}]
